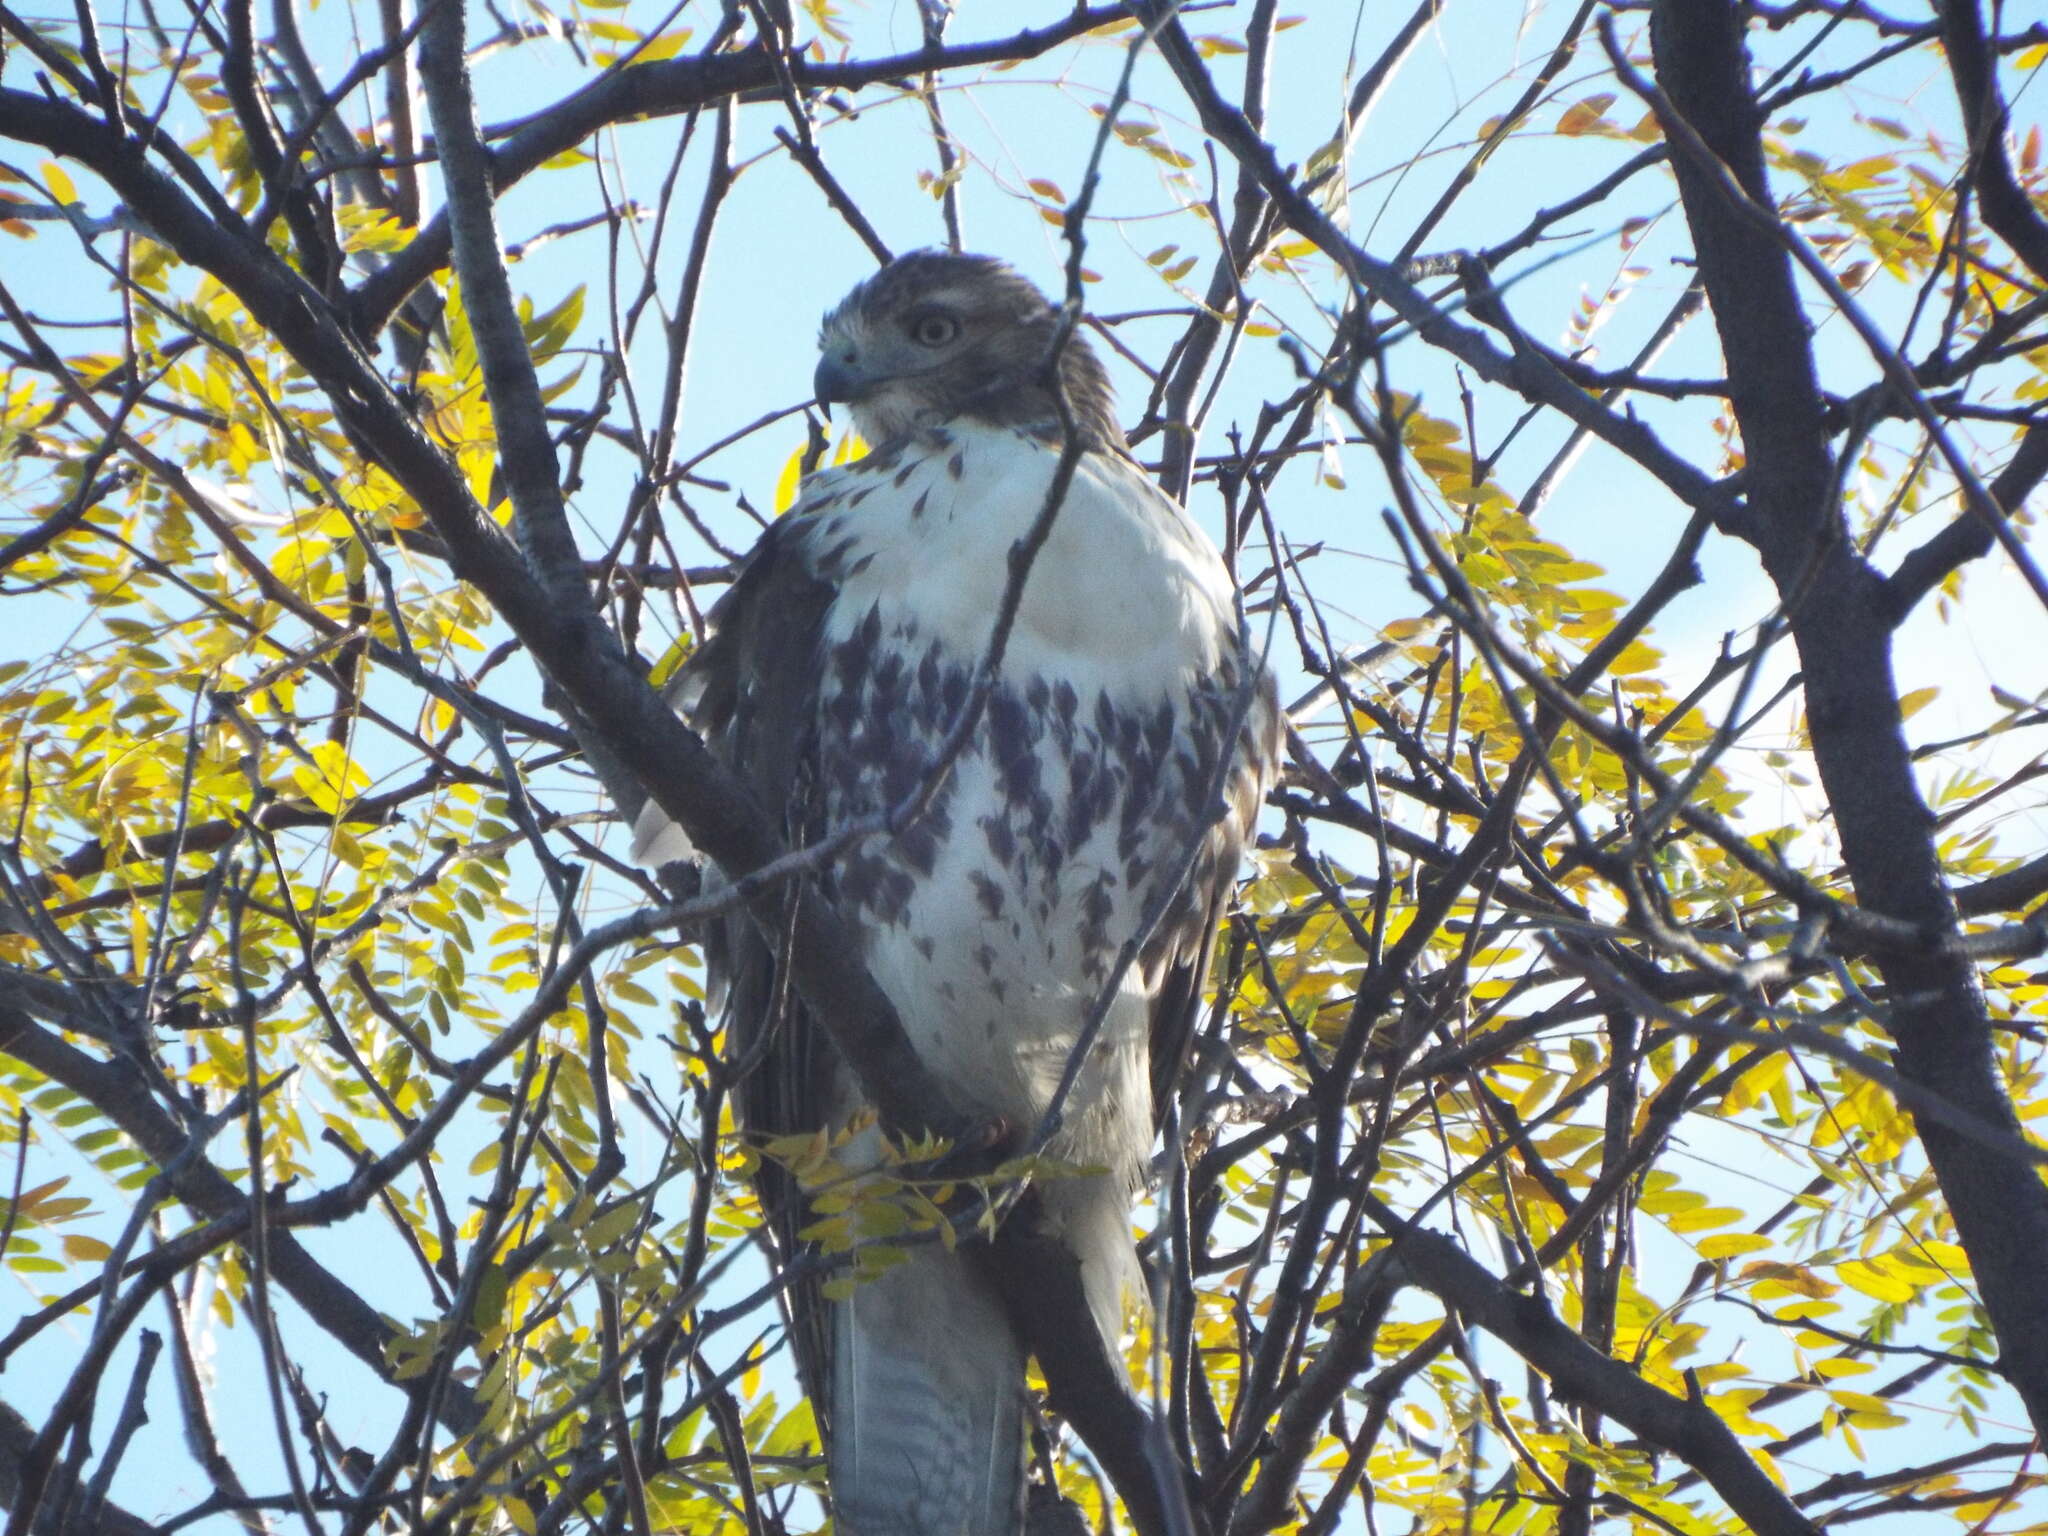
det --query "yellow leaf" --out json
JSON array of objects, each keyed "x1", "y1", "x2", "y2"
[
  {"x1": 1910, "y1": 1239, "x2": 1970, "y2": 1273},
  {"x1": 773, "y1": 441, "x2": 806, "y2": 514},
  {"x1": 1741, "y1": 1259, "x2": 1837, "y2": 1299},
  {"x1": 43, "y1": 161, "x2": 76, "y2": 205},
  {"x1": 1667, "y1": 1204, "x2": 1744, "y2": 1234},
  {"x1": 62, "y1": 1234, "x2": 113, "y2": 1261},
  {"x1": 1606, "y1": 639, "x2": 1665, "y2": 676},
  {"x1": 636, "y1": 26, "x2": 692, "y2": 61},
  {"x1": 1835, "y1": 1255, "x2": 1919, "y2": 1303},
  {"x1": 1557, "y1": 96, "x2": 1616, "y2": 137},
  {"x1": 1707, "y1": 1388, "x2": 1783, "y2": 1438},
  {"x1": 1403, "y1": 413, "x2": 1461, "y2": 446},
  {"x1": 1897, "y1": 686, "x2": 1938, "y2": 721},
  {"x1": 1828, "y1": 1388, "x2": 1907, "y2": 1427},
  {"x1": 290, "y1": 739, "x2": 370, "y2": 815},
  {"x1": 647, "y1": 636, "x2": 693, "y2": 688}
]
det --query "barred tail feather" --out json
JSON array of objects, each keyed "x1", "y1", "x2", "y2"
[{"x1": 831, "y1": 1246, "x2": 1026, "y2": 1536}]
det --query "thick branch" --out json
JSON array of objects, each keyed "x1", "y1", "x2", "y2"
[
  {"x1": 0, "y1": 1397, "x2": 157, "y2": 1536},
  {"x1": 1936, "y1": 0, "x2": 2048, "y2": 285},
  {"x1": 1377, "y1": 1216, "x2": 1820, "y2": 1536},
  {"x1": 1884, "y1": 417, "x2": 2048, "y2": 624},
  {"x1": 1957, "y1": 852, "x2": 2048, "y2": 917},
  {"x1": 1650, "y1": 0, "x2": 2048, "y2": 1439},
  {"x1": 417, "y1": 0, "x2": 586, "y2": 601}
]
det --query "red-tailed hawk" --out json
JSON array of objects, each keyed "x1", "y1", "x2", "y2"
[{"x1": 639, "y1": 252, "x2": 1277, "y2": 1535}]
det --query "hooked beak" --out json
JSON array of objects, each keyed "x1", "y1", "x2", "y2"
[{"x1": 813, "y1": 351, "x2": 863, "y2": 415}]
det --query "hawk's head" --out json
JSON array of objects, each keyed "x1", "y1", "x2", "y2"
[{"x1": 814, "y1": 251, "x2": 1121, "y2": 450}]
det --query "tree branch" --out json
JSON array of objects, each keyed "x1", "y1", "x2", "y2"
[
  {"x1": 1935, "y1": 0, "x2": 2048, "y2": 286},
  {"x1": 1371, "y1": 1211, "x2": 1821, "y2": 1536},
  {"x1": 1647, "y1": 0, "x2": 2048, "y2": 1440},
  {"x1": 1883, "y1": 417, "x2": 2048, "y2": 624},
  {"x1": 0, "y1": 1000, "x2": 476, "y2": 1430},
  {"x1": 348, "y1": 5, "x2": 1144, "y2": 334}
]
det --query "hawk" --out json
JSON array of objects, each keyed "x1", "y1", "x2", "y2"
[{"x1": 639, "y1": 252, "x2": 1277, "y2": 1535}]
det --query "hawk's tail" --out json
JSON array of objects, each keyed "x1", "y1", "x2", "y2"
[{"x1": 831, "y1": 1244, "x2": 1026, "y2": 1536}]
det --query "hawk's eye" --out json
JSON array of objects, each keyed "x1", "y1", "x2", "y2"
[{"x1": 909, "y1": 312, "x2": 960, "y2": 348}]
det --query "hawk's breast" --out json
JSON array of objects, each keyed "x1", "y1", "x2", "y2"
[{"x1": 796, "y1": 426, "x2": 1254, "y2": 1155}]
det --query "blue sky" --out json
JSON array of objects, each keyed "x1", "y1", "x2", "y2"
[{"x1": 3, "y1": 1, "x2": 2046, "y2": 1530}]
